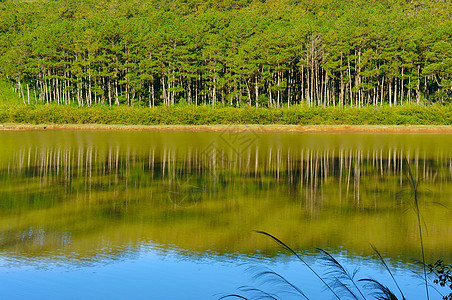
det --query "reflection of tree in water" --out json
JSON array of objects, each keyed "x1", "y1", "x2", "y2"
[{"x1": 0, "y1": 142, "x2": 451, "y2": 260}]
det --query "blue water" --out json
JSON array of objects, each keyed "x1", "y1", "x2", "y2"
[{"x1": 0, "y1": 243, "x2": 445, "y2": 299}]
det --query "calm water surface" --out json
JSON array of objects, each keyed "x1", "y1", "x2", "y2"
[{"x1": 0, "y1": 130, "x2": 451, "y2": 299}]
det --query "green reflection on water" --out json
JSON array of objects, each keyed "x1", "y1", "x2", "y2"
[{"x1": 0, "y1": 130, "x2": 451, "y2": 263}]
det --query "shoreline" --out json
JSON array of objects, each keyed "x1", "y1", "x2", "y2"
[{"x1": 1, "y1": 123, "x2": 452, "y2": 133}]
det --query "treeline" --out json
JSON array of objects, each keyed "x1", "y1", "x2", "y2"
[{"x1": 1, "y1": 0, "x2": 451, "y2": 108}]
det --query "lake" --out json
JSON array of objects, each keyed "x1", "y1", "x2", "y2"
[{"x1": 0, "y1": 129, "x2": 451, "y2": 299}]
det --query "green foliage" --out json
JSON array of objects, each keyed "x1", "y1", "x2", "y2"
[
  {"x1": 1, "y1": 0, "x2": 451, "y2": 108},
  {"x1": 1, "y1": 104, "x2": 451, "y2": 125},
  {"x1": 428, "y1": 260, "x2": 452, "y2": 300}
]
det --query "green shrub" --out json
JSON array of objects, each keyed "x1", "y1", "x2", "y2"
[{"x1": 1, "y1": 104, "x2": 451, "y2": 125}]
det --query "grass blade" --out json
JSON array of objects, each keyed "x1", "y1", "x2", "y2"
[
  {"x1": 254, "y1": 230, "x2": 340, "y2": 300},
  {"x1": 251, "y1": 268, "x2": 309, "y2": 299},
  {"x1": 369, "y1": 244, "x2": 405, "y2": 300},
  {"x1": 317, "y1": 248, "x2": 367, "y2": 300},
  {"x1": 405, "y1": 159, "x2": 429, "y2": 300},
  {"x1": 359, "y1": 278, "x2": 399, "y2": 300},
  {"x1": 237, "y1": 286, "x2": 280, "y2": 300},
  {"x1": 219, "y1": 294, "x2": 249, "y2": 300}
]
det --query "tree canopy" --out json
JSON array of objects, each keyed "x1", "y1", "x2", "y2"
[{"x1": 1, "y1": 0, "x2": 451, "y2": 107}]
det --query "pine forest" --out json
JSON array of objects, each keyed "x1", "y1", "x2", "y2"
[{"x1": 1, "y1": 0, "x2": 452, "y2": 108}]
